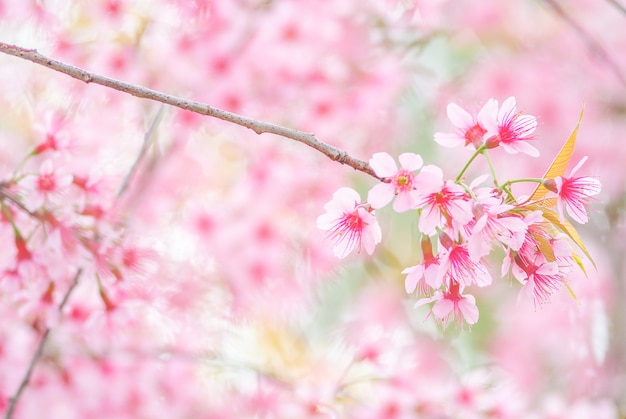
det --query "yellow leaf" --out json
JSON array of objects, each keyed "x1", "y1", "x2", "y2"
[
  {"x1": 565, "y1": 282, "x2": 579, "y2": 303},
  {"x1": 573, "y1": 254, "x2": 588, "y2": 277},
  {"x1": 532, "y1": 231, "x2": 556, "y2": 262},
  {"x1": 539, "y1": 207, "x2": 596, "y2": 269},
  {"x1": 529, "y1": 106, "x2": 584, "y2": 203},
  {"x1": 535, "y1": 197, "x2": 557, "y2": 208}
]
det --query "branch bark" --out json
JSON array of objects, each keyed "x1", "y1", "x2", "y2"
[
  {"x1": 0, "y1": 42, "x2": 380, "y2": 180},
  {"x1": 4, "y1": 269, "x2": 83, "y2": 419},
  {"x1": 544, "y1": 0, "x2": 626, "y2": 87}
]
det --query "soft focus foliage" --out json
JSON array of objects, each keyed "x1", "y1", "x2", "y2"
[{"x1": 0, "y1": 0, "x2": 624, "y2": 417}]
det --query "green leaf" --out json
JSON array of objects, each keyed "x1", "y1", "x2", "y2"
[{"x1": 529, "y1": 106, "x2": 584, "y2": 203}]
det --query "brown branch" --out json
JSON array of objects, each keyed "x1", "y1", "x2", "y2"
[
  {"x1": 0, "y1": 42, "x2": 380, "y2": 180},
  {"x1": 606, "y1": 0, "x2": 626, "y2": 16},
  {"x1": 544, "y1": 0, "x2": 626, "y2": 86},
  {"x1": 5, "y1": 269, "x2": 83, "y2": 419}
]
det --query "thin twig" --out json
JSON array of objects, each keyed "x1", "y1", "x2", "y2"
[
  {"x1": 116, "y1": 105, "x2": 165, "y2": 197},
  {"x1": 543, "y1": 0, "x2": 626, "y2": 86},
  {"x1": 0, "y1": 187, "x2": 38, "y2": 219},
  {"x1": 4, "y1": 269, "x2": 83, "y2": 419},
  {"x1": 0, "y1": 42, "x2": 380, "y2": 180},
  {"x1": 606, "y1": 0, "x2": 626, "y2": 16}
]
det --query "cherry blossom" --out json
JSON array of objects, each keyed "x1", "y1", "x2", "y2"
[
  {"x1": 317, "y1": 187, "x2": 382, "y2": 258},
  {"x1": 513, "y1": 258, "x2": 565, "y2": 306},
  {"x1": 32, "y1": 112, "x2": 74, "y2": 156},
  {"x1": 19, "y1": 160, "x2": 73, "y2": 210},
  {"x1": 434, "y1": 99, "x2": 498, "y2": 149},
  {"x1": 544, "y1": 156, "x2": 602, "y2": 224},
  {"x1": 0, "y1": 1, "x2": 615, "y2": 416},
  {"x1": 402, "y1": 237, "x2": 441, "y2": 294},
  {"x1": 467, "y1": 191, "x2": 528, "y2": 260},
  {"x1": 416, "y1": 281, "x2": 479, "y2": 328},
  {"x1": 488, "y1": 96, "x2": 539, "y2": 157},
  {"x1": 367, "y1": 152, "x2": 423, "y2": 212},
  {"x1": 436, "y1": 233, "x2": 492, "y2": 288},
  {"x1": 413, "y1": 165, "x2": 473, "y2": 235}
]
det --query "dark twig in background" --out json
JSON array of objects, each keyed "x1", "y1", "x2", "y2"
[
  {"x1": 606, "y1": 0, "x2": 626, "y2": 16},
  {"x1": 544, "y1": 0, "x2": 626, "y2": 86},
  {"x1": 5, "y1": 269, "x2": 83, "y2": 419}
]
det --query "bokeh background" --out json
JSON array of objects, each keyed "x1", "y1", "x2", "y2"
[{"x1": 0, "y1": 0, "x2": 624, "y2": 417}]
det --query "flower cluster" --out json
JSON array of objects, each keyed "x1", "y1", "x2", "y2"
[{"x1": 319, "y1": 97, "x2": 601, "y2": 328}]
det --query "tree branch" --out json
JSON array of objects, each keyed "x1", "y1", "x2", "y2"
[
  {"x1": 544, "y1": 0, "x2": 626, "y2": 86},
  {"x1": 606, "y1": 0, "x2": 626, "y2": 16},
  {"x1": 0, "y1": 42, "x2": 380, "y2": 180},
  {"x1": 4, "y1": 269, "x2": 83, "y2": 419}
]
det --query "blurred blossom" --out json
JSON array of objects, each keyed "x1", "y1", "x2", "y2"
[{"x1": 0, "y1": 0, "x2": 621, "y2": 417}]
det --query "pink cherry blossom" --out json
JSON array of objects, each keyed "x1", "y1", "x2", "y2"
[
  {"x1": 0, "y1": 1, "x2": 614, "y2": 415},
  {"x1": 487, "y1": 96, "x2": 539, "y2": 157},
  {"x1": 512, "y1": 259, "x2": 565, "y2": 306},
  {"x1": 367, "y1": 152, "x2": 423, "y2": 212},
  {"x1": 545, "y1": 156, "x2": 601, "y2": 224},
  {"x1": 500, "y1": 210, "x2": 552, "y2": 273},
  {"x1": 436, "y1": 234, "x2": 492, "y2": 288},
  {"x1": 20, "y1": 160, "x2": 73, "y2": 210},
  {"x1": 416, "y1": 281, "x2": 479, "y2": 328},
  {"x1": 467, "y1": 191, "x2": 529, "y2": 260},
  {"x1": 413, "y1": 165, "x2": 473, "y2": 235},
  {"x1": 402, "y1": 237, "x2": 441, "y2": 294},
  {"x1": 434, "y1": 99, "x2": 498, "y2": 149},
  {"x1": 32, "y1": 112, "x2": 74, "y2": 156},
  {"x1": 317, "y1": 187, "x2": 382, "y2": 258}
]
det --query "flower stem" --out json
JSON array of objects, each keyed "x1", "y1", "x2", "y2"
[
  {"x1": 481, "y1": 149, "x2": 499, "y2": 187},
  {"x1": 455, "y1": 145, "x2": 486, "y2": 182},
  {"x1": 499, "y1": 178, "x2": 544, "y2": 190}
]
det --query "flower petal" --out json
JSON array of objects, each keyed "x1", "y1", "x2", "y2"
[
  {"x1": 565, "y1": 200, "x2": 589, "y2": 224},
  {"x1": 369, "y1": 152, "x2": 398, "y2": 177},
  {"x1": 569, "y1": 156, "x2": 589, "y2": 177},
  {"x1": 333, "y1": 237, "x2": 355, "y2": 259},
  {"x1": 477, "y1": 98, "x2": 498, "y2": 132},
  {"x1": 418, "y1": 205, "x2": 441, "y2": 235},
  {"x1": 501, "y1": 141, "x2": 540, "y2": 157},
  {"x1": 434, "y1": 132, "x2": 465, "y2": 148},
  {"x1": 367, "y1": 182, "x2": 394, "y2": 209},
  {"x1": 458, "y1": 295, "x2": 479, "y2": 324},
  {"x1": 333, "y1": 187, "x2": 361, "y2": 212},
  {"x1": 498, "y1": 96, "x2": 516, "y2": 122},
  {"x1": 392, "y1": 191, "x2": 415, "y2": 212},
  {"x1": 398, "y1": 152, "x2": 423, "y2": 171},
  {"x1": 447, "y1": 103, "x2": 473, "y2": 129},
  {"x1": 403, "y1": 265, "x2": 423, "y2": 293},
  {"x1": 414, "y1": 165, "x2": 444, "y2": 194},
  {"x1": 513, "y1": 114, "x2": 537, "y2": 137},
  {"x1": 432, "y1": 298, "x2": 454, "y2": 319},
  {"x1": 316, "y1": 213, "x2": 336, "y2": 230}
]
